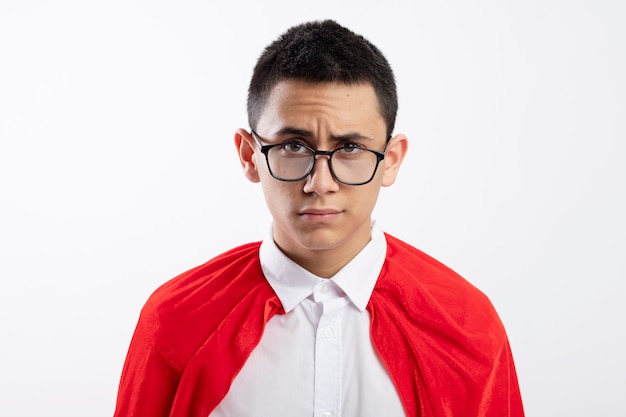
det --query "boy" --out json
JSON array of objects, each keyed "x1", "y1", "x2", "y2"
[{"x1": 114, "y1": 19, "x2": 524, "y2": 417}]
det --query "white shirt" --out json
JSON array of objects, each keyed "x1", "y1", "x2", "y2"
[{"x1": 210, "y1": 223, "x2": 406, "y2": 417}]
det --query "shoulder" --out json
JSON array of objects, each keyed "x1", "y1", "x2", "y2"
[
  {"x1": 371, "y1": 235, "x2": 522, "y2": 416},
  {"x1": 135, "y1": 242, "x2": 272, "y2": 368},
  {"x1": 147, "y1": 241, "x2": 264, "y2": 309},
  {"x1": 379, "y1": 233, "x2": 501, "y2": 329},
  {"x1": 382, "y1": 233, "x2": 474, "y2": 289}
]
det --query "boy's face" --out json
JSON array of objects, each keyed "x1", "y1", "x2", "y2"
[{"x1": 236, "y1": 80, "x2": 407, "y2": 276}]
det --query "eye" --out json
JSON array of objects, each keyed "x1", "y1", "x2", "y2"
[
  {"x1": 337, "y1": 143, "x2": 366, "y2": 154},
  {"x1": 279, "y1": 141, "x2": 310, "y2": 155}
]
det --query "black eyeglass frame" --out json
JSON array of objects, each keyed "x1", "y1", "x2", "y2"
[{"x1": 251, "y1": 130, "x2": 388, "y2": 186}]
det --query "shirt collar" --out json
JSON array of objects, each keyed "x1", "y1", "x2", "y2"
[{"x1": 259, "y1": 221, "x2": 387, "y2": 312}]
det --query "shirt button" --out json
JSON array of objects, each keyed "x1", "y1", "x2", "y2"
[
  {"x1": 320, "y1": 284, "x2": 330, "y2": 294},
  {"x1": 322, "y1": 327, "x2": 334, "y2": 339},
  {"x1": 321, "y1": 412, "x2": 333, "y2": 417}
]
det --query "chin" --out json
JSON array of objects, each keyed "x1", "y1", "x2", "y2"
[
  {"x1": 295, "y1": 231, "x2": 343, "y2": 252},
  {"x1": 295, "y1": 225, "x2": 367, "y2": 252}
]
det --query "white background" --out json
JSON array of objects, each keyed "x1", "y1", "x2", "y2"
[{"x1": 1, "y1": 1, "x2": 624, "y2": 416}]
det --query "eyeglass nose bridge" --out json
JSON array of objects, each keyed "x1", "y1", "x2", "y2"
[
  {"x1": 305, "y1": 149, "x2": 336, "y2": 179},
  {"x1": 312, "y1": 149, "x2": 333, "y2": 158}
]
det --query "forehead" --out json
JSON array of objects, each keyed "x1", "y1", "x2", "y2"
[{"x1": 257, "y1": 79, "x2": 385, "y2": 135}]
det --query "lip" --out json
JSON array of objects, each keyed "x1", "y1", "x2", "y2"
[{"x1": 298, "y1": 208, "x2": 343, "y2": 222}]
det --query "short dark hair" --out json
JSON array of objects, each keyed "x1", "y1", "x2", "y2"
[{"x1": 247, "y1": 20, "x2": 398, "y2": 138}]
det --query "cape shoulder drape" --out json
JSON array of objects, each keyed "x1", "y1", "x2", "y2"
[{"x1": 114, "y1": 234, "x2": 524, "y2": 417}]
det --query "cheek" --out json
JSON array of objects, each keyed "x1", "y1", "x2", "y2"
[
  {"x1": 352, "y1": 184, "x2": 382, "y2": 211},
  {"x1": 260, "y1": 179, "x2": 299, "y2": 212}
]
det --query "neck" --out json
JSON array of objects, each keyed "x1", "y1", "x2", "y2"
[{"x1": 282, "y1": 248, "x2": 359, "y2": 279}]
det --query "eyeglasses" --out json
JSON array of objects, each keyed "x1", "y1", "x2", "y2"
[{"x1": 251, "y1": 131, "x2": 387, "y2": 186}]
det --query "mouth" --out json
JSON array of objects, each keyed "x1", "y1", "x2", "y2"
[{"x1": 298, "y1": 208, "x2": 343, "y2": 222}]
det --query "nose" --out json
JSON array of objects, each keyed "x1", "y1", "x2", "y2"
[{"x1": 302, "y1": 155, "x2": 340, "y2": 194}]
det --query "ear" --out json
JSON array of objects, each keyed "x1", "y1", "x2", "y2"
[
  {"x1": 381, "y1": 133, "x2": 409, "y2": 187},
  {"x1": 234, "y1": 128, "x2": 260, "y2": 183}
]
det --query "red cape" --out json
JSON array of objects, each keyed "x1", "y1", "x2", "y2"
[{"x1": 114, "y1": 234, "x2": 524, "y2": 416}]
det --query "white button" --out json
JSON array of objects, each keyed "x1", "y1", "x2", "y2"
[
  {"x1": 322, "y1": 327, "x2": 334, "y2": 339},
  {"x1": 320, "y1": 284, "x2": 330, "y2": 294},
  {"x1": 321, "y1": 412, "x2": 333, "y2": 417}
]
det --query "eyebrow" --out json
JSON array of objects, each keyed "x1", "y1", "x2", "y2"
[{"x1": 273, "y1": 127, "x2": 374, "y2": 142}]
